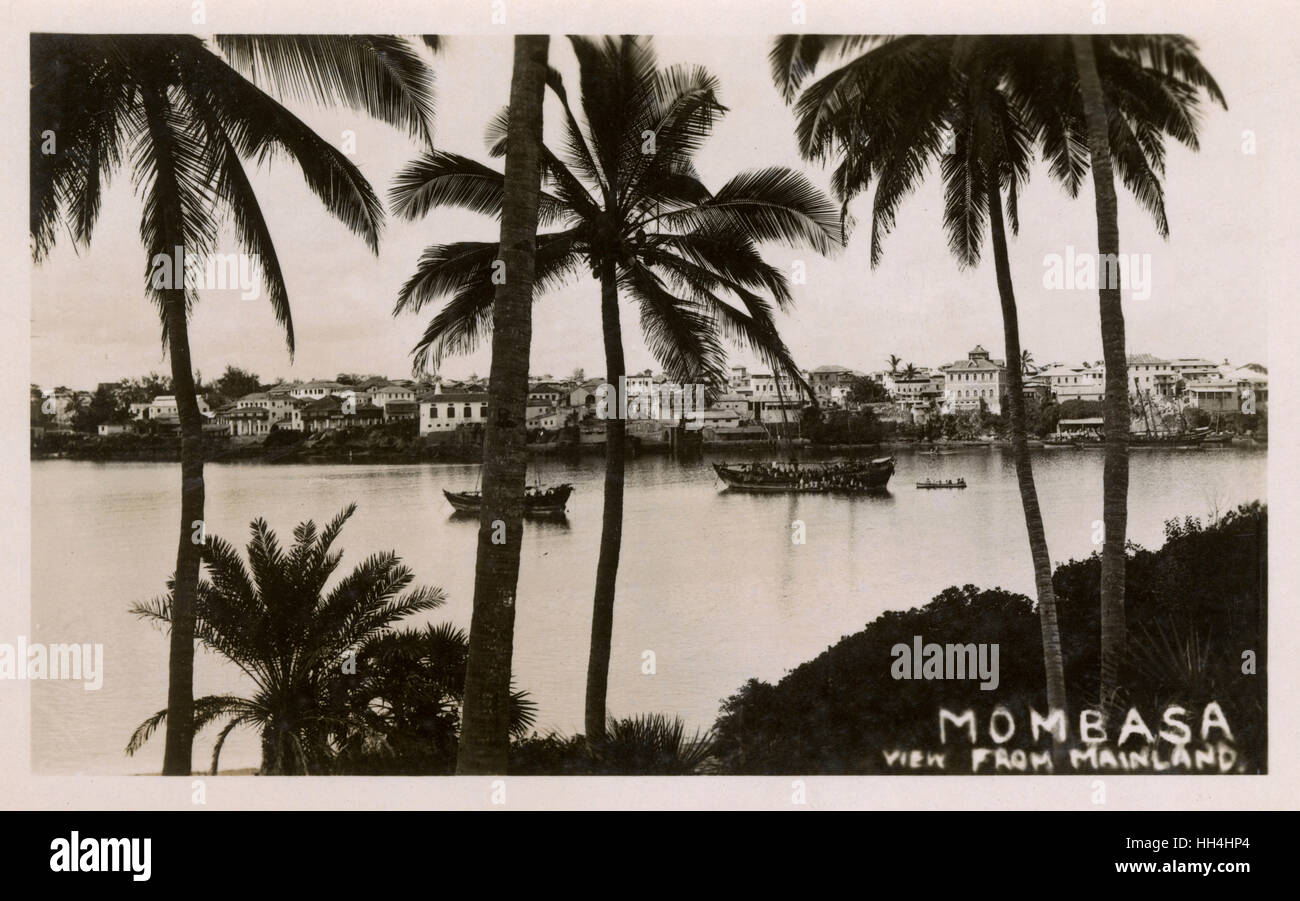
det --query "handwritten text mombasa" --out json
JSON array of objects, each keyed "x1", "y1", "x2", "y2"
[{"x1": 879, "y1": 703, "x2": 1240, "y2": 773}]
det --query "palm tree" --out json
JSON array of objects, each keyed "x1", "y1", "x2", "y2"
[
  {"x1": 775, "y1": 33, "x2": 1223, "y2": 717},
  {"x1": 392, "y1": 36, "x2": 840, "y2": 742},
  {"x1": 1021, "y1": 349, "x2": 1036, "y2": 376},
  {"x1": 773, "y1": 35, "x2": 1070, "y2": 716},
  {"x1": 455, "y1": 35, "x2": 550, "y2": 775},
  {"x1": 32, "y1": 35, "x2": 437, "y2": 774},
  {"x1": 901, "y1": 363, "x2": 919, "y2": 380},
  {"x1": 126, "y1": 505, "x2": 446, "y2": 774},
  {"x1": 886, "y1": 354, "x2": 902, "y2": 374},
  {"x1": 589, "y1": 714, "x2": 717, "y2": 775},
  {"x1": 1055, "y1": 36, "x2": 1223, "y2": 712}
]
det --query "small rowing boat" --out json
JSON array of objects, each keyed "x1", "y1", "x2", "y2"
[{"x1": 916, "y1": 478, "x2": 966, "y2": 489}]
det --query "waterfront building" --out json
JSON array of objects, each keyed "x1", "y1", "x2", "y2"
[
  {"x1": 382, "y1": 400, "x2": 419, "y2": 423},
  {"x1": 419, "y1": 386, "x2": 489, "y2": 435},
  {"x1": 369, "y1": 383, "x2": 417, "y2": 408},
  {"x1": 1185, "y1": 380, "x2": 1238, "y2": 414},
  {"x1": 810, "y1": 364, "x2": 858, "y2": 404},
  {"x1": 941, "y1": 345, "x2": 1007, "y2": 414},
  {"x1": 1039, "y1": 363, "x2": 1105, "y2": 403},
  {"x1": 1127, "y1": 354, "x2": 1176, "y2": 397},
  {"x1": 140, "y1": 394, "x2": 213, "y2": 424}
]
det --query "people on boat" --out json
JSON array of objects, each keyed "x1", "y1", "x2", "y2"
[{"x1": 729, "y1": 459, "x2": 887, "y2": 488}]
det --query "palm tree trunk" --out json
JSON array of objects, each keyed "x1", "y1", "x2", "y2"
[
  {"x1": 986, "y1": 182, "x2": 1068, "y2": 723},
  {"x1": 585, "y1": 259, "x2": 626, "y2": 742},
  {"x1": 161, "y1": 295, "x2": 204, "y2": 776},
  {"x1": 139, "y1": 79, "x2": 205, "y2": 777},
  {"x1": 455, "y1": 34, "x2": 550, "y2": 775},
  {"x1": 1073, "y1": 34, "x2": 1130, "y2": 717},
  {"x1": 260, "y1": 726, "x2": 283, "y2": 776}
]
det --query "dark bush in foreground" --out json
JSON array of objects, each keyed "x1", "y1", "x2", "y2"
[{"x1": 711, "y1": 503, "x2": 1266, "y2": 774}]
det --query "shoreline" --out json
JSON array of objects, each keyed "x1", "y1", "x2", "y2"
[{"x1": 30, "y1": 433, "x2": 1267, "y2": 465}]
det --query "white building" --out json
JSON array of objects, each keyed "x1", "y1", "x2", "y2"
[
  {"x1": 1039, "y1": 364, "x2": 1105, "y2": 403},
  {"x1": 941, "y1": 345, "x2": 1007, "y2": 414},
  {"x1": 289, "y1": 380, "x2": 344, "y2": 401},
  {"x1": 1168, "y1": 358, "x2": 1220, "y2": 382},
  {"x1": 232, "y1": 392, "x2": 300, "y2": 430},
  {"x1": 730, "y1": 366, "x2": 804, "y2": 401},
  {"x1": 419, "y1": 388, "x2": 489, "y2": 435},
  {"x1": 370, "y1": 384, "x2": 417, "y2": 408},
  {"x1": 145, "y1": 395, "x2": 212, "y2": 421},
  {"x1": 1127, "y1": 354, "x2": 1175, "y2": 397}
]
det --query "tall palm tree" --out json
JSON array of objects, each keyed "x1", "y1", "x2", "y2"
[
  {"x1": 392, "y1": 35, "x2": 840, "y2": 742},
  {"x1": 774, "y1": 35, "x2": 1069, "y2": 714},
  {"x1": 126, "y1": 505, "x2": 445, "y2": 775},
  {"x1": 776, "y1": 33, "x2": 1223, "y2": 717},
  {"x1": 455, "y1": 34, "x2": 550, "y2": 775},
  {"x1": 886, "y1": 353, "x2": 902, "y2": 374},
  {"x1": 32, "y1": 34, "x2": 437, "y2": 774},
  {"x1": 1049, "y1": 35, "x2": 1223, "y2": 712},
  {"x1": 1021, "y1": 349, "x2": 1036, "y2": 376},
  {"x1": 901, "y1": 363, "x2": 919, "y2": 380}
]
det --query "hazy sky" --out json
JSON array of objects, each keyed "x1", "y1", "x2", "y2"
[{"x1": 31, "y1": 31, "x2": 1271, "y2": 389}]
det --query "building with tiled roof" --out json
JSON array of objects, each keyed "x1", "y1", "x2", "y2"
[
  {"x1": 1127, "y1": 354, "x2": 1175, "y2": 397},
  {"x1": 419, "y1": 386, "x2": 489, "y2": 435},
  {"x1": 810, "y1": 364, "x2": 858, "y2": 403},
  {"x1": 941, "y1": 345, "x2": 1007, "y2": 414},
  {"x1": 1038, "y1": 364, "x2": 1105, "y2": 403}
]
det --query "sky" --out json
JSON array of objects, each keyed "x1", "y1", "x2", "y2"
[{"x1": 30, "y1": 31, "x2": 1274, "y2": 390}]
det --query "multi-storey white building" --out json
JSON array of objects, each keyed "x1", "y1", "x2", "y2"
[
  {"x1": 370, "y1": 384, "x2": 417, "y2": 408},
  {"x1": 144, "y1": 395, "x2": 212, "y2": 421},
  {"x1": 941, "y1": 345, "x2": 1007, "y2": 414},
  {"x1": 289, "y1": 380, "x2": 344, "y2": 401},
  {"x1": 230, "y1": 392, "x2": 301, "y2": 431},
  {"x1": 1039, "y1": 364, "x2": 1105, "y2": 403},
  {"x1": 1127, "y1": 354, "x2": 1176, "y2": 397},
  {"x1": 1168, "y1": 358, "x2": 1220, "y2": 383}
]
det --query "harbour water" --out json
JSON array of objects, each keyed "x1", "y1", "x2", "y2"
[{"x1": 30, "y1": 446, "x2": 1266, "y2": 773}]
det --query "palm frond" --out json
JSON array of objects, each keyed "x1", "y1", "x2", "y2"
[
  {"x1": 388, "y1": 150, "x2": 567, "y2": 225},
  {"x1": 213, "y1": 35, "x2": 437, "y2": 146},
  {"x1": 182, "y1": 45, "x2": 386, "y2": 253},
  {"x1": 655, "y1": 167, "x2": 842, "y2": 255}
]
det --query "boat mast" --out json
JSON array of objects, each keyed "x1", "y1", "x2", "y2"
[{"x1": 773, "y1": 366, "x2": 797, "y2": 464}]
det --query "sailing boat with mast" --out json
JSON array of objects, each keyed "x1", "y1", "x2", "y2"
[
  {"x1": 1129, "y1": 380, "x2": 1205, "y2": 448},
  {"x1": 443, "y1": 466, "x2": 573, "y2": 517},
  {"x1": 713, "y1": 368, "x2": 895, "y2": 493}
]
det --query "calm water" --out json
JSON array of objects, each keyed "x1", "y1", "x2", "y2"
[{"x1": 31, "y1": 446, "x2": 1266, "y2": 774}]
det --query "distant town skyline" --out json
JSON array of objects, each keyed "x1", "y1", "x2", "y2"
[
  {"x1": 32, "y1": 31, "x2": 1269, "y2": 388},
  {"x1": 31, "y1": 343, "x2": 1265, "y2": 395}
]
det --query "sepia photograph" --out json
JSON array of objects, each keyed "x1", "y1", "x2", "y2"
[
  {"x1": 24, "y1": 23, "x2": 1271, "y2": 782},
  {"x1": 6, "y1": 4, "x2": 1295, "y2": 859}
]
